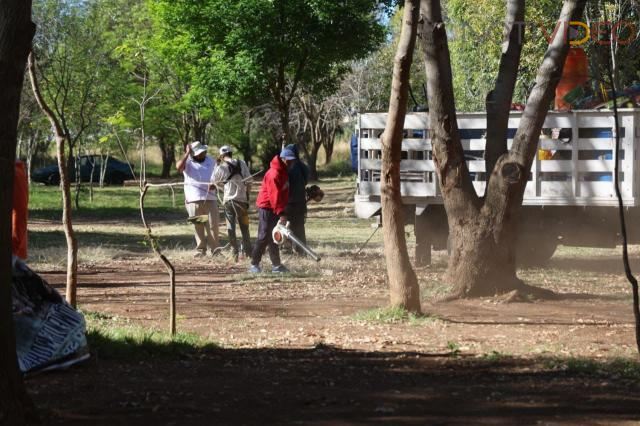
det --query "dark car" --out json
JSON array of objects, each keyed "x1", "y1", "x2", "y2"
[{"x1": 32, "y1": 155, "x2": 135, "y2": 186}]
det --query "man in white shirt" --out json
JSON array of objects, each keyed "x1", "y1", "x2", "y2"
[
  {"x1": 176, "y1": 141, "x2": 219, "y2": 257},
  {"x1": 213, "y1": 145, "x2": 252, "y2": 261}
]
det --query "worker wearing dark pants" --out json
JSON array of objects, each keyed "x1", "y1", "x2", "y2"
[
  {"x1": 250, "y1": 208, "x2": 282, "y2": 269},
  {"x1": 225, "y1": 200, "x2": 252, "y2": 258},
  {"x1": 283, "y1": 144, "x2": 309, "y2": 255},
  {"x1": 249, "y1": 149, "x2": 295, "y2": 273},
  {"x1": 286, "y1": 203, "x2": 307, "y2": 251}
]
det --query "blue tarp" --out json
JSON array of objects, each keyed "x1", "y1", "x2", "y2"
[{"x1": 350, "y1": 134, "x2": 358, "y2": 173}]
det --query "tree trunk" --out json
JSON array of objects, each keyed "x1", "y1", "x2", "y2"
[
  {"x1": 381, "y1": 0, "x2": 421, "y2": 313},
  {"x1": 28, "y1": 52, "x2": 79, "y2": 307},
  {"x1": 159, "y1": 138, "x2": 175, "y2": 179},
  {"x1": 323, "y1": 135, "x2": 335, "y2": 165},
  {"x1": 420, "y1": 0, "x2": 586, "y2": 298},
  {"x1": 0, "y1": 1, "x2": 37, "y2": 424},
  {"x1": 308, "y1": 142, "x2": 321, "y2": 182}
]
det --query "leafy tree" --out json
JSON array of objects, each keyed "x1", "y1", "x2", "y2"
[
  {"x1": 153, "y1": 0, "x2": 390, "y2": 157},
  {"x1": 446, "y1": 0, "x2": 562, "y2": 111}
]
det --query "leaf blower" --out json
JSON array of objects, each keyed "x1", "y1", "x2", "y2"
[{"x1": 272, "y1": 222, "x2": 321, "y2": 262}]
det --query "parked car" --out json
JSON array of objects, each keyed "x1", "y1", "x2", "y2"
[{"x1": 32, "y1": 155, "x2": 135, "y2": 186}]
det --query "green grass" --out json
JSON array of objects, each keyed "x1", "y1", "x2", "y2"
[
  {"x1": 29, "y1": 184, "x2": 185, "y2": 221},
  {"x1": 544, "y1": 356, "x2": 640, "y2": 380},
  {"x1": 352, "y1": 306, "x2": 435, "y2": 325},
  {"x1": 82, "y1": 310, "x2": 219, "y2": 360}
]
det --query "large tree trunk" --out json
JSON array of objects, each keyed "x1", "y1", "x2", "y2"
[
  {"x1": 0, "y1": 1, "x2": 37, "y2": 424},
  {"x1": 381, "y1": 0, "x2": 421, "y2": 313},
  {"x1": 421, "y1": 0, "x2": 586, "y2": 298},
  {"x1": 28, "y1": 52, "x2": 79, "y2": 307}
]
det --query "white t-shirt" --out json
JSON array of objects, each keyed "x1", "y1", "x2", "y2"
[{"x1": 183, "y1": 156, "x2": 216, "y2": 203}]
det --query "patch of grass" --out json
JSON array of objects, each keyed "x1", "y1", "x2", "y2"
[
  {"x1": 82, "y1": 310, "x2": 219, "y2": 360},
  {"x1": 318, "y1": 159, "x2": 356, "y2": 179},
  {"x1": 544, "y1": 356, "x2": 640, "y2": 380},
  {"x1": 482, "y1": 350, "x2": 507, "y2": 361},
  {"x1": 447, "y1": 341, "x2": 461, "y2": 356},
  {"x1": 352, "y1": 306, "x2": 434, "y2": 325},
  {"x1": 29, "y1": 184, "x2": 184, "y2": 221}
]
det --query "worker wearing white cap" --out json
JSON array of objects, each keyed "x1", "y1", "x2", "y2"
[
  {"x1": 176, "y1": 141, "x2": 219, "y2": 257},
  {"x1": 213, "y1": 145, "x2": 252, "y2": 261}
]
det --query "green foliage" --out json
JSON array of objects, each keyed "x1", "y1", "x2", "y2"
[
  {"x1": 154, "y1": 0, "x2": 388, "y2": 103},
  {"x1": 445, "y1": 0, "x2": 562, "y2": 112}
]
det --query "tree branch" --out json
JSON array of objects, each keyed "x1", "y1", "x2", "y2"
[{"x1": 484, "y1": 0, "x2": 525, "y2": 183}]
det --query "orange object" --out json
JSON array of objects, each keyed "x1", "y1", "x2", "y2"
[
  {"x1": 555, "y1": 47, "x2": 589, "y2": 111},
  {"x1": 12, "y1": 161, "x2": 28, "y2": 259}
]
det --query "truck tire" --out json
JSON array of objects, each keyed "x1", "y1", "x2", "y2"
[{"x1": 516, "y1": 237, "x2": 558, "y2": 267}]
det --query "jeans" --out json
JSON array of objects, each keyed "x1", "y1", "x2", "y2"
[
  {"x1": 250, "y1": 208, "x2": 281, "y2": 267},
  {"x1": 224, "y1": 200, "x2": 252, "y2": 256}
]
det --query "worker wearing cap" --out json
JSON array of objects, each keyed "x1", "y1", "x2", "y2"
[
  {"x1": 249, "y1": 148, "x2": 296, "y2": 273},
  {"x1": 283, "y1": 144, "x2": 310, "y2": 255},
  {"x1": 177, "y1": 141, "x2": 219, "y2": 257},
  {"x1": 213, "y1": 145, "x2": 252, "y2": 261}
]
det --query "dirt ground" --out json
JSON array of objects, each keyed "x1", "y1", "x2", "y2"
[
  {"x1": 24, "y1": 179, "x2": 640, "y2": 424},
  {"x1": 27, "y1": 252, "x2": 640, "y2": 425}
]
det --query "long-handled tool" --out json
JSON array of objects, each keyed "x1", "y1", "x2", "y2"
[{"x1": 272, "y1": 222, "x2": 321, "y2": 262}]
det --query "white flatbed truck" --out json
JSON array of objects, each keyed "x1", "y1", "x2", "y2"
[{"x1": 354, "y1": 109, "x2": 640, "y2": 264}]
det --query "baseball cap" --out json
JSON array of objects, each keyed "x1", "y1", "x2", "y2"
[
  {"x1": 280, "y1": 147, "x2": 296, "y2": 161},
  {"x1": 219, "y1": 145, "x2": 233, "y2": 156}
]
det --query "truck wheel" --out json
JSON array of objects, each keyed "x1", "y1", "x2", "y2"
[{"x1": 517, "y1": 237, "x2": 558, "y2": 267}]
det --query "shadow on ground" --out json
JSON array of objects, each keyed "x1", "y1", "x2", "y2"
[{"x1": 28, "y1": 339, "x2": 640, "y2": 425}]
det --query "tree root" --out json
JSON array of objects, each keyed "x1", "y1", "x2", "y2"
[{"x1": 437, "y1": 277, "x2": 557, "y2": 303}]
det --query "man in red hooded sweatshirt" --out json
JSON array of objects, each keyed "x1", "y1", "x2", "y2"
[{"x1": 249, "y1": 147, "x2": 296, "y2": 273}]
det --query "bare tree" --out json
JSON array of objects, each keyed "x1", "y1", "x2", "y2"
[
  {"x1": 0, "y1": 0, "x2": 37, "y2": 423},
  {"x1": 420, "y1": 0, "x2": 587, "y2": 297},
  {"x1": 296, "y1": 93, "x2": 342, "y2": 180},
  {"x1": 28, "y1": 52, "x2": 79, "y2": 307},
  {"x1": 381, "y1": 0, "x2": 422, "y2": 313}
]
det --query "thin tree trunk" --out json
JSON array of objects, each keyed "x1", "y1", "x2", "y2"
[
  {"x1": 381, "y1": 0, "x2": 421, "y2": 313},
  {"x1": 0, "y1": 1, "x2": 37, "y2": 423},
  {"x1": 28, "y1": 52, "x2": 79, "y2": 307},
  {"x1": 323, "y1": 134, "x2": 335, "y2": 165},
  {"x1": 308, "y1": 142, "x2": 321, "y2": 182},
  {"x1": 159, "y1": 138, "x2": 175, "y2": 179}
]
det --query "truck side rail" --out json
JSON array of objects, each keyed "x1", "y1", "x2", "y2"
[{"x1": 355, "y1": 110, "x2": 639, "y2": 217}]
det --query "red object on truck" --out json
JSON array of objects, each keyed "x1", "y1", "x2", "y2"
[
  {"x1": 555, "y1": 47, "x2": 589, "y2": 111},
  {"x1": 12, "y1": 160, "x2": 28, "y2": 259}
]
